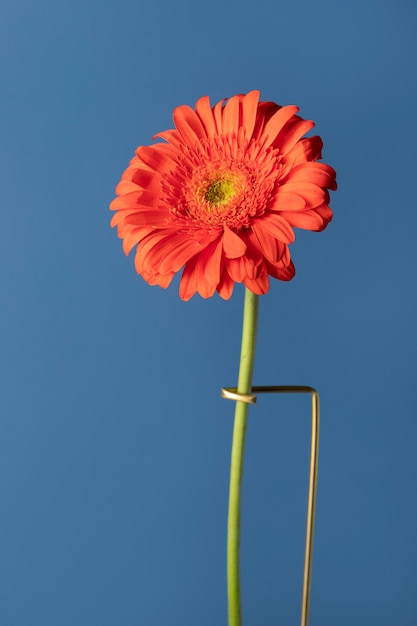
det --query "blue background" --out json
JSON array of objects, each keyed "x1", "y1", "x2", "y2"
[{"x1": 1, "y1": 1, "x2": 416, "y2": 624}]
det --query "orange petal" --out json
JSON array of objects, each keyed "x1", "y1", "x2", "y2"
[
  {"x1": 241, "y1": 254, "x2": 259, "y2": 280},
  {"x1": 179, "y1": 256, "x2": 198, "y2": 301},
  {"x1": 260, "y1": 105, "x2": 299, "y2": 150},
  {"x1": 110, "y1": 209, "x2": 139, "y2": 227},
  {"x1": 222, "y1": 225, "x2": 247, "y2": 258},
  {"x1": 279, "y1": 210, "x2": 324, "y2": 231},
  {"x1": 268, "y1": 191, "x2": 306, "y2": 212},
  {"x1": 226, "y1": 256, "x2": 246, "y2": 282},
  {"x1": 213, "y1": 99, "x2": 226, "y2": 134},
  {"x1": 154, "y1": 237, "x2": 204, "y2": 274},
  {"x1": 173, "y1": 104, "x2": 207, "y2": 144},
  {"x1": 266, "y1": 258, "x2": 295, "y2": 281},
  {"x1": 122, "y1": 228, "x2": 142, "y2": 255},
  {"x1": 241, "y1": 228, "x2": 264, "y2": 268},
  {"x1": 251, "y1": 223, "x2": 283, "y2": 263},
  {"x1": 152, "y1": 129, "x2": 182, "y2": 147},
  {"x1": 123, "y1": 165, "x2": 157, "y2": 185},
  {"x1": 256, "y1": 214, "x2": 295, "y2": 244},
  {"x1": 109, "y1": 189, "x2": 158, "y2": 210},
  {"x1": 142, "y1": 269, "x2": 175, "y2": 288},
  {"x1": 241, "y1": 90, "x2": 260, "y2": 142},
  {"x1": 315, "y1": 204, "x2": 333, "y2": 226},
  {"x1": 283, "y1": 162, "x2": 337, "y2": 190},
  {"x1": 279, "y1": 182, "x2": 325, "y2": 208},
  {"x1": 194, "y1": 237, "x2": 223, "y2": 290},
  {"x1": 115, "y1": 180, "x2": 141, "y2": 195},
  {"x1": 281, "y1": 137, "x2": 323, "y2": 175},
  {"x1": 125, "y1": 209, "x2": 172, "y2": 228},
  {"x1": 251, "y1": 110, "x2": 266, "y2": 141},
  {"x1": 277, "y1": 119, "x2": 315, "y2": 155},
  {"x1": 196, "y1": 276, "x2": 217, "y2": 299},
  {"x1": 222, "y1": 95, "x2": 240, "y2": 136},
  {"x1": 134, "y1": 233, "x2": 168, "y2": 274},
  {"x1": 217, "y1": 266, "x2": 235, "y2": 300},
  {"x1": 195, "y1": 95, "x2": 217, "y2": 138},
  {"x1": 122, "y1": 162, "x2": 153, "y2": 182},
  {"x1": 243, "y1": 263, "x2": 269, "y2": 295},
  {"x1": 136, "y1": 145, "x2": 177, "y2": 174}
]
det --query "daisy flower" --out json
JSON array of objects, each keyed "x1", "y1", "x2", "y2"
[{"x1": 110, "y1": 91, "x2": 336, "y2": 300}]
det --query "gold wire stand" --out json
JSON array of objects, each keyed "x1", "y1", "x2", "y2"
[{"x1": 221, "y1": 385, "x2": 320, "y2": 626}]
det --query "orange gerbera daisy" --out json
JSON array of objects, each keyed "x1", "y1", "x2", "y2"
[{"x1": 110, "y1": 91, "x2": 336, "y2": 300}]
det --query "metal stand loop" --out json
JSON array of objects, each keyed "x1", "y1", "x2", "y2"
[{"x1": 221, "y1": 385, "x2": 320, "y2": 626}]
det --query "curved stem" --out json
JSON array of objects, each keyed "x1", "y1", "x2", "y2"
[{"x1": 227, "y1": 288, "x2": 259, "y2": 626}]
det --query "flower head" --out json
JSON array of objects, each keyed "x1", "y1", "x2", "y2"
[{"x1": 110, "y1": 91, "x2": 336, "y2": 300}]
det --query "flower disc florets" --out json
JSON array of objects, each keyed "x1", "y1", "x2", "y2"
[
  {"x1": 163, "y1": 136, "x2": 278, "y2": 231},
  {"x1": 110, "y1": 91, "x2": 337, "y2": 300},
  {"x1": 204, "y1": 176, "x2": 237, "y2": 206}
]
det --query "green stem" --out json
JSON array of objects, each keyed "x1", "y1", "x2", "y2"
[{"x1": 227, "y1": 288, "x2": 259, "y2": 626}]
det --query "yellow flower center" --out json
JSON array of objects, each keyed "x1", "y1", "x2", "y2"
[{"x1": 204, "y1": 177, "x2": 236, "y2": 206}]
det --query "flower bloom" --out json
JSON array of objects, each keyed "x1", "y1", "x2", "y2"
[{"x1": 110, "y1": 91, "x2": 336, "y2": 300}]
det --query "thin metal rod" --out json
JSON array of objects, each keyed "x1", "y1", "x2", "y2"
[{"x1": 221, "y1": 385, "x2": 320, "y2": 626}]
